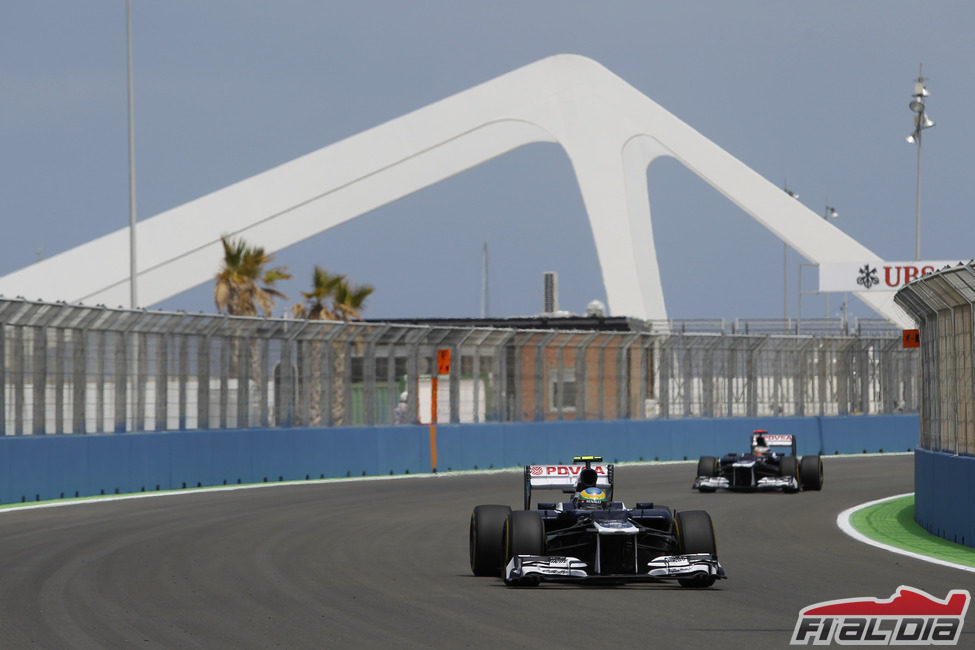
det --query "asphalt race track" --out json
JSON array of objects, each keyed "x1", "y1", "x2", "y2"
[{"x1": 1, "y1": 454, "x2": 972, "y2": 649}]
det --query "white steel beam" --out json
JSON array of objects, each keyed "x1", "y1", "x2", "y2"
[{"x1": 0, "y1": 54, "x2": 912, "y2": 326}]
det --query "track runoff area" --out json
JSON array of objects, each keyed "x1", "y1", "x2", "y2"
[
  {"x1": 839, "y1": 489, "x2": 975, "y2": 574},
  {"x1": 815, "y1": 451, "x2": 975, "y2": 574}
]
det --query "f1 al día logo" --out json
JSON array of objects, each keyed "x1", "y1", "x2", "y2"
[{"x1": 791, "y1": 585, "x2": 970, "y2": 645}]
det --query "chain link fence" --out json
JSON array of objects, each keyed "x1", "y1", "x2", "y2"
[
  {"x1": 895, "y1": 262, "x2": 975, "y2": 456},
  {"x1": 0, "y1": 299, "x2": 919, "y2": 435}
]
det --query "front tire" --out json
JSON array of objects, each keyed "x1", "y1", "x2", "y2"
[
  {"x1": 800, "y1": 455, "x2": 824, "y2": 491},
  {"x1": 504, "y1": 510, "x2": 545, "y2": 564},
  {"x1": 675, "y1": 510, "x2": 718, "y2": 587},
  {"x1": 779, "y1": 456, "x2": 800, "y2": 493},
  {"x1": 696, "y1": 456, "x2": 718, "y2": 492},
  {"x1": 469, "y1": 504, "x2": 511, "y2": 576},
  {"x1": 696, "y1": 456, "x2": 718, "y2": 477}
]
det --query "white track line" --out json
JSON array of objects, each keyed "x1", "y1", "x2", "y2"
[{"x1": 0, "y1": 470, "x2": 478, "y2": 513}]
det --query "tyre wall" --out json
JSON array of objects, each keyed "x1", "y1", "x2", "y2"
[
  {"x1": 914, "y1": 448, "x2": 975, "y2": 547},
  {"x1": 0, "y1": 414, "x2": 918, "y2": 506}
]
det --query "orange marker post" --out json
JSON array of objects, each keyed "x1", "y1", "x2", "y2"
[
  {"x1": 429, "y1": 375, "x2": 438, "y2": 472},
  {"x1": 430, "y1": 349, "x2": 451, "y2": 473}
]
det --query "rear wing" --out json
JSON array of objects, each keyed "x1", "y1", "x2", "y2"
[
  {"x1": 523, "y1": 456, "x2": 614, "y2": 510},
  {"x1": 751, "y1": 430, "x2": 797, "y2": 455}
]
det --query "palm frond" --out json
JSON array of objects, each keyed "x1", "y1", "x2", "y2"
[{"x1": 214, "y1": 235, "x2": 289, "y2": 316}]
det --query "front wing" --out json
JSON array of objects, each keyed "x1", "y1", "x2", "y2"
[
  {"x1": 693, "y1": 475, "x2": 798, "y2": 491},
  {"x1": 504, "y1": 553, "x2": 725, "y2": 586}
]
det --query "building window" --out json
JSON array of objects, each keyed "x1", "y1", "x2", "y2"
[{"x1": 549, "y1": 370, "x2": 576, "y2": 412}]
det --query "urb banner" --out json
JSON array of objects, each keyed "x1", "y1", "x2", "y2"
[{"x1": 819, "y1": 261, "x2": 965, "y2": 293}]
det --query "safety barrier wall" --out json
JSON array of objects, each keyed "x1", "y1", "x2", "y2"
[
  {"x1": 0, "y1": 415, "x2": 918, "y2": 505},
  {"x1": 914, "y1": 448, "x2": 975, "y2": 547}
]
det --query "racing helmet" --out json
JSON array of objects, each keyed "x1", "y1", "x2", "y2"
[
  {"x1": 752, "y1": 434, "x2": 769, "y2": 456},
  {"x1": 575, "y1": 487, "x2": 607, "y2": 510}
]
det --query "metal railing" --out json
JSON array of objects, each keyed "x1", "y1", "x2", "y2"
[{"x1": 0, "y1": 298, "x2": 919, "y2": 435}]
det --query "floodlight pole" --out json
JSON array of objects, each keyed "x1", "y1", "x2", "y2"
[
  {"x1": 783, "y1": 240, "x2": 788, "y2": 322},
  {"x1": 913, "y1": 128, "x2": 922, "y2": 261},
  {"x1": 907, "y1": 63, "x2": 933, "y2": 262},
  {"x1": 126, "y1": 0, "x2": 138, "y2": 308},
  {"x1": 822, "y1": 204, "x2": 838, "y2": 322},
  {"x1": 783, "y1": 183, "x2": 800, "y2": 325}
]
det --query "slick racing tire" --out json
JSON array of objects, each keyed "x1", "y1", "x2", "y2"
[
  {"x1": 675, "y1": 510, "x2": 717, "y2": 588},
  {"x1": 779, "y1": 456, "x2": 800, "y2": 493},
  {"x1": 470, "y1": 505, "x2": 511, "y2": 576},
  {"x1": 504, "y1": 510, "x2": 545, "y2": 565},
  {"x1": 696, "y1": 456, "x2": 718, "y2": 492},
  {"x1": 696, "y1": 456, "x2": 718, "y2": 477},
  {"x1": 799, "y1": 455, "x2": 824, "y2": 491}
]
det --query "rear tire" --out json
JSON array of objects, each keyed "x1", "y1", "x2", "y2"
[
  {"x1": 675, "y1": 510, "x2": 717, "y2": 588},
  {"x1": 800, "y1": 455, "x2": 824, "y2": 491},
  {"x1": 469, "y1": 505, "x2": 511, "y2": 576}
]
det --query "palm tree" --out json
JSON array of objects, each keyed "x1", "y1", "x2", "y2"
[
  {"x1": 214, "y1": 235, "x2": 291, "y2": 317},
  {"x1": 292, "y1": 267, "x2": 373, "y2": 321},
  {"x1": 214, "y1": 235, "x2": 290, "y2": 426},
  {"x1": 291, "y1": 266, "x2": 345, "y2": 320},
  {"x1": 331, "y1": 278, "x2": 374, "y2": 321},
  {"x1": 292, "y1": 266, "x2": 374, "y2": 426}
]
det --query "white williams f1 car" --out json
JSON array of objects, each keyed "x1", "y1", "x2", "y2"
[
  {"x1": 693, "y1": 431, "x2": 824, "y2": 493},
  {"x1": 469, "y1": 456, "x2": 726, "y2": 587}
]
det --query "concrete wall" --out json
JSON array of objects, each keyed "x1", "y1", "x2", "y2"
[
  {"x1": 914, "y1": 448, "x2": 975, "y2": 547},
  {"x1": 0, "y1": 415, "x2": 918, "y2": 506}
]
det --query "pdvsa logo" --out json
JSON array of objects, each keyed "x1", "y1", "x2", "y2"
[
  {"x1": 529, "y1": 465, "x2": 607, "y2": 477},
  {"x1": 791, "y1": 585, "x2": 970, "y2": 645}
]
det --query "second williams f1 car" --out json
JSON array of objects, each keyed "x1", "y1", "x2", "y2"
[{"x1": 693, "y1": 431, "x2": 824, "y2": 493}]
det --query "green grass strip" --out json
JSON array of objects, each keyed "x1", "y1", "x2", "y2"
[{"x1": 850, "y1": 495, "x2": 975, "y2": 568}]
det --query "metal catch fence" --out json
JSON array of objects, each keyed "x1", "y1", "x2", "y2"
[
  {"x1": 895, "y1": 262, "x2": 975, "y2": 457},
  {"x1": 0, "y1": 299, "x2": 919, "y2": 435}
]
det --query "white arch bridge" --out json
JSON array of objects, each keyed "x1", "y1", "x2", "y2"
[{"x1": 0, "y1": 54, "x2": 912, "y2": 327}]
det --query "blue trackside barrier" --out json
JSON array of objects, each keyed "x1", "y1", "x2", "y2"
[
  {"x1": 914, "y1": 448, "x2": 975, "y2": 548},
  {"x1": 0, "y1": 415, "x2": 918, "y2": 506},
  {"x1": 0, "y1": 427, "x2": 429, "y2": 505},
  {"x1": 435, "y1": 415, "x2": 919, "y2": 470}
]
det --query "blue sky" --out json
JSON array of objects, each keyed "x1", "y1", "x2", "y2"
[{"x1": 2, "y1": 1, "x2": 973, "y2": 322}]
